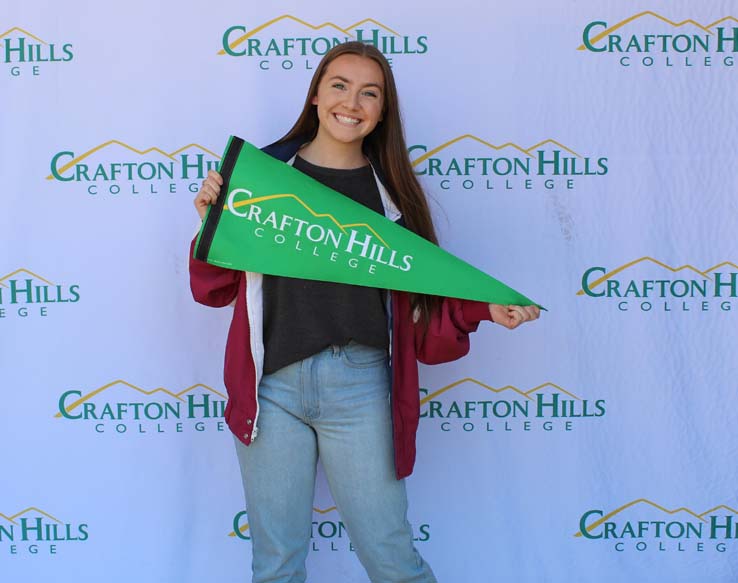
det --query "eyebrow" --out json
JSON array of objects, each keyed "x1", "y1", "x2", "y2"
[{"x1": 328, "y1": 75, "x2": 383, "y2": 91}]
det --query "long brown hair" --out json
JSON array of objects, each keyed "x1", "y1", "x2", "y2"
[{"x1": 277, "y1": 41, "x2": 441, "y2": 323}]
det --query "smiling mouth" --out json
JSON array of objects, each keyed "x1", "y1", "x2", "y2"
[{"x1": 333, "y1": 113, "x2": 361, "y2": 126}]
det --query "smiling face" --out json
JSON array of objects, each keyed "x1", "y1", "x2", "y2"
[{"x1": 310, "y1": 54, "x2": 385, "y2": 150}]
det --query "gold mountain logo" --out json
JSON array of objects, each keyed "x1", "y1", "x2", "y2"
[
  {"x1": 578, "y1": 12, "x2": 738, "y2": 50},
  {"x1": 229, "y1": 506, "x2": 338, "y2": 537},
  {"x1": 576, "y1": 499, "x2": 738, "y2": 537},
  {"x1": 55, "y1": 380, "x2": 226, "y2": 418},
  {"x1": 0, "y1": 268, "x2": 54, "y2": 288},
  {"x1": 219, "y1": 15, "x2": 405, "y2": 55},
  {"x1": 0, "y1": 27, "x2": 47, "y2": 43},
  {"x1": 411, "y1": 135, "x2": 582, "y2": 167},
  {"x1": 577, "y1": 257, "x2": 737, "y2": 296},
  {"x1": 47, "y1": 140, "x2": 219, "y2": 180},
  {"x1": 420, "y1": 379, "x2": 580, "y2": 404}
]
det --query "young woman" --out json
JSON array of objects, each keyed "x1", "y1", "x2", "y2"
[{"x1": 190, "y1": 41, "x2": 539, "y2": 583}]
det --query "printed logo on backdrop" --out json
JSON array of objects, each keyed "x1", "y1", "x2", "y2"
[
  {"x1": 420, "y1": 379, "x2": 605, "y2": 433},
  {"x1": 55, "y1": 380, "x2": 226, "y2": 435},
  {"x1": 0, "y1": 507, "x2": 88, "y2": 556},
  {"x1": 0, "y1": 269, "x2": 80, "y2": 319},
  {"x1": 409, "y1": 135, "x2": 608, "y2": 193},
  {"x1": 578, "y1": 12, "x2": 737, "y2": 68},
  {"x1": 47, "y1": 140, "x2": 220, "y2": 197},
  {"x1": 576, "y1": 499, "x2": 737, "y2": 553},
  {"x1": 219, "y1": 15, "x2": 428, "y2": 70},
  {"x1": 1, "y1": 26, "x2": 73, "y2": 77},
  {"x1": 230, "y1": 506, "x2": 430, "y2": 551},
  {"x1": 578, "y1": 257, "x2": 737, "y2": 313}
]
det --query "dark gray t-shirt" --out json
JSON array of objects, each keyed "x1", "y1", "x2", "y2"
[{"x1": 262, "y1": 155, "x2": 390, "y2": 375}]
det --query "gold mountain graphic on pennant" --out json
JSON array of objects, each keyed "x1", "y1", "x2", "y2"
[
  {"x1": 218, "y1": 15, "x2": 402, "y2": 55},
  {"x1": 225, "y1": 192, "x2": 391, "y2": 249},
  {"x1": 574, "y1": 499, "x2": 738, "y2": 537},
  {"x1": 55, "y1": 380, "x2": 226, "y2": 418},
  {"x1": 0, "y1": 27, "x2": 46, "y2": 44},
  {"x1": 0, "y1": 507, "x2": 62, "y2": 525},
  {"x1": 411, "y1": 135, "x2": 581, "y2": 167},
  {"x1": 45, "y1": 141, "x2": 219, "y2": 180},
  {"x1": 0, "y1": 268, "x2": 54, "y2": 288},
  {"x1": 577, "y1": 12, "x2": 738, "y2": 50},
  {"x1": 576, "y1": 257, "x2": 736, "y2": 296},
  {"x1": 229, "y1": 506, "x2": 338, "y2": 537},
  {"x1": 420, "y1": 379, "x2": 580, "y2": 405}
]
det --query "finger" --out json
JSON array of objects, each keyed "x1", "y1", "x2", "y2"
[
  {"x1": 204, "y1": 178, "x2": 222, "y2": 193},
  {"x1": 201, "y1": 184, "x2": 220, "y2": 199},
  {"x1": 508, "y1": 318, "x2": 521, "y2": 330},
  {"x1": 498, "y1": 314, "x2": 516, "y2": 330},
  {"x1": 201, "y1": 174, "x2": 221, "y2": 187},
  {"x1": 194, "y1": 190, "x2": 215, "y2": 208},
  {"x1": 522, "y1": 306, "x2": 539, "y2": 320},
  {"x1": 208, "y1": 170, "x2": 223, "y2": 185},
  {"x1": 502, "y1": 310, "x2": 522, "y2": 329},
  {"x1": 509, "y1": 305, "x2": 527, "y2": 321}
]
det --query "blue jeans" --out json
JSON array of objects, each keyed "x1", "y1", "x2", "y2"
[{"x1": 233, "y1": 342, "x2": 437, "y2": 583}]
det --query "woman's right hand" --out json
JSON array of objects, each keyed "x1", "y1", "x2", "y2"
[{"x1": 194, "y1": 170, "x2": 224, "y2": 219}]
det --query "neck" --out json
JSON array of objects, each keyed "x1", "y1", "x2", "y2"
[{"x1": 298, "y1": 131, "x2": 367, "y2": 169}]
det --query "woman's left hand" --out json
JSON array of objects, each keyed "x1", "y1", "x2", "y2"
[{"x1": 489, "y1": 304, "x2": 541, "y2": 330}]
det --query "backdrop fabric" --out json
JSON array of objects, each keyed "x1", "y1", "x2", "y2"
[{"x1": 2, "y1": 1, "x2": 737, "y2": 582}]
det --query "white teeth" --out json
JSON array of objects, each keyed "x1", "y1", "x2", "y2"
[{"x1": 335, "y1": 114, "x2": 360, "y2": 125}]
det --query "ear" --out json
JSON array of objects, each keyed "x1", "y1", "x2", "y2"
[{"x1": 311, "y1": 95, "x2": 318, "y2": 105}]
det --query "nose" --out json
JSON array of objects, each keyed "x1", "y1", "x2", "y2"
[{"x1": 344, "y1": 89, "x2": 360, "y2": 111}]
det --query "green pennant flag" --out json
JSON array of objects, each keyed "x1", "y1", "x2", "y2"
[{"x1": 194, "y1": 136, "x2": 542, "y2": 308}]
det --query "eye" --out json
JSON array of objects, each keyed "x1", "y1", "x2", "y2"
[
  {"x1": 362, "y1": 90, "x2": 378, "y2": 98},
  {"x1": 331, "y1": 82, "x2": 346, "y2": 90}
]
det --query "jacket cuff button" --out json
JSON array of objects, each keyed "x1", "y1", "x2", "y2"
[{"x1": 246, "y1": 419, "x2": 253, "y2": 425}]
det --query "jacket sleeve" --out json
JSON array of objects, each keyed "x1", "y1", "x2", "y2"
[
  {"x1": 189, "y1": 237, "x2": 241, "y2": 307},
  {"x1": 414, "y1": 298, "x2": 493, "y2": 365}
]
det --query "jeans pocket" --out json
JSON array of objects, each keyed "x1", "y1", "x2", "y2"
[{"x1": 341, "y1": 342, "x2": 388, "y2": 369}]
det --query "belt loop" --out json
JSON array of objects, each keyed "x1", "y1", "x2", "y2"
[{"x1": 332, "y1": 344, "x2": 340, "y2": 357}]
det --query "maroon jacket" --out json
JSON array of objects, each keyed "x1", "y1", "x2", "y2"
[{"x1": 189, "y1": 140, "x2": 492, "y2": 478}]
